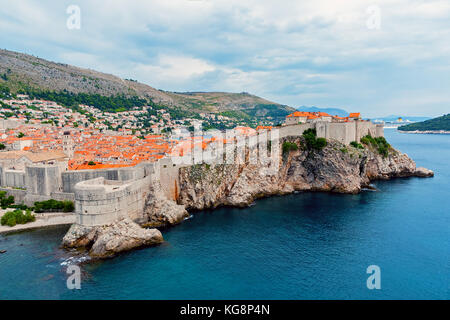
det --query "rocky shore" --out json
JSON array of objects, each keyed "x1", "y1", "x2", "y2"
[
  {"x1": 178, "y1": 137, "x2": 433, "y2": 209},
  {"x1": 62, "y1": 218, "x2": 163, "y2": 258},
  {"x1": 62, "y1": 137, "x2": 433, "y2": 259},
  {"x1": 398, "y1": 130, "x2": 450, "y2": 134}
]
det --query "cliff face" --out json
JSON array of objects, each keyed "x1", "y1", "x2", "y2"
[
  {"x1": 62, "y1": 137, "x2": 433, "y2": 259},
  {"x1": 141, "y1": 179, "x2": 189, "y2": 227},
  {"x1": 178, "y1": 138, "x2": 433, "y2": 209}
]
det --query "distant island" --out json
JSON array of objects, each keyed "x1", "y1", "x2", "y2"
[{"x1": 398, "y1": 114, "x2": 450, "y2": 133}]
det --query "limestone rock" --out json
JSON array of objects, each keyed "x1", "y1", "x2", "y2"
[
  {"x1": 414, "y1": 167, "x2": 434, "y2": 177},
  {"x1": 178, "y1": 137, "x2": 433, "y2": 209},
  {"x1": 62, "y1": 224, "x2": 97, "y2": 248},
  {"x1": 142, "y1": 179, "x2": 189, "y2": 227},
  {"x1": 62, "y1": 218, "x2": 163, "y2": 258}
]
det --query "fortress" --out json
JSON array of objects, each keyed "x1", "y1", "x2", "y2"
[{"x1": 0, "y1": 119, "x2": 383, "y2": 228}]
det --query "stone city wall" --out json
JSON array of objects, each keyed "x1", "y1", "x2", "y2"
[
  {"x1": 61, "y1": 165, "x2": 147, "y2": 193},
  {"x1": 73, "y1": 176, "x2": 151, "y2": 227},
  {"x1": 280, "y1": 120, "x2": 383, "y2": 144},
  {"x1": 0, "y1": 120, "x2": 384, "y2": 221},
  {"x1": 1, "y1": 169, "x2": 26, "y2": 189},
  {"x1": 0, "y1": 187, "x2": 27, "y2": 203},
  {"x1": 25, "y1": 165, "x2": 62, "y2": 196}
]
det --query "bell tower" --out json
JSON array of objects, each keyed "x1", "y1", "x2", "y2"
[{"x1": 62, "y1": 131, "x2": 74, "y2": 158}]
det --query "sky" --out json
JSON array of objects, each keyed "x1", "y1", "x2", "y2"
[{"x1": 0, "y1": 0, "x2": 449, "y2": 117}]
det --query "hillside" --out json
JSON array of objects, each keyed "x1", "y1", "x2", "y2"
[
  {"x1": 398, "y1": 114, "x2": 450, "y2": 132},
  {"x1": 0, "y1": 49, "x2": 295, "y2": 124}
]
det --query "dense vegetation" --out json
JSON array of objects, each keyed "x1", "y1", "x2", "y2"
[
  {"x1": 0, "y1": 191, "x2": 74, "y2": 214},
  {"x1": 398, "y1": 114, "x2": 450, "y2": 131},
  {"x1": 0, "y1": 83, "x2": 12, "y2": 99},
  {"x1": 282, "y1": 141, "x2": 299, "y2": 154},
  {"x1": 34, "y1": 199, "x2": 75, "y2": 213},
  {"x1": 1, "y1": 209, "x2": 35, "y2": 227},
  {"x1": 18, "y1": 87, "x2": 148, "y2": 113},
  {"x1": 0, "y1": 191, "x2": 15, "y2": 209},
  {"x1": 350, "y1": 141, "x2": 364, "y2": 149},
  {"x1": 360, "y1": 134, "x2": 390, "y2": 157},
  {"x1": 302, "y1": 128, "x2": 327, "y2": 151}
]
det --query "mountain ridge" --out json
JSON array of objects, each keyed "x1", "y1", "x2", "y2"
[{"x1": 0, "y1": 49, "x2": 295, "y2": 123}]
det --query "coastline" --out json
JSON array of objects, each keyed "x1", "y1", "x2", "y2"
[
  {"x1": 0, "y1": 212, "x2": 75, "y2": 235},
  {"x1": 398, "y1": 129, "x2": 450, "y2": 134}
]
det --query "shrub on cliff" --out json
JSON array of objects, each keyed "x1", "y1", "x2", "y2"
[
  {"x1": 360, "y1": 135, "x2": 374, "y2": 146},
  {"x1": 282, "y1": 142, "x2": 298, "y2": 154},
  {"x1": 360, "y1": 135, "x2": 390, "y2": 157},
  {"x1": 1, "y1": 209, "x2": 35, "y2": 227},
  {"x1": 302, "y1": 128, "x2": 327, "y2": 151},
  {"x1": 350, "y1": 141, "x2": 364, "y2": 149},
  {"x1": 315, "y1": 137, "x2": 327, "y2": 150}
]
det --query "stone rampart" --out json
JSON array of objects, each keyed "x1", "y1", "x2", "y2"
[{"x1": 74, "y1": 176, "x2": 152, "y2": 227}]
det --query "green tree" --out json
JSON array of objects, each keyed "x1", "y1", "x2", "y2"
[
  {"x1": 282, "y1": 142, "x2": 299, "y2": 154},
  {"x1": 302, "y1": 129, "x2": 327, "y2": 151}
]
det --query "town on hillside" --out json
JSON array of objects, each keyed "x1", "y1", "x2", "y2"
[{"x1": 0, "y1": 94, "x2": 367, "y2": 170}]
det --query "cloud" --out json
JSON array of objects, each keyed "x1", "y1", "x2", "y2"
[
  {"x1": 132, "y1": 55, "x2": 216, "y2": 89},
  {"x1": 0, "y1": 0, "x2": 449, "y2": 117}
]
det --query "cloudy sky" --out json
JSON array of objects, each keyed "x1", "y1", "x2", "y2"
[{"x1": 1, "y1": 0, "x2": 449, "y2": 117}]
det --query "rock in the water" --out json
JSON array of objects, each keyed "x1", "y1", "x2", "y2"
[
  {"x1": 62, "y1": 218, "x2": 163, "y2": 258},
  {"x1": 414, "y1": 167, "x2": 434, "y2": 177}
]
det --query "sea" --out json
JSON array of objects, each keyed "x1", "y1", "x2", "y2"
[{"x1": 0, "y1": 129, "x2": 448, "y2": 299}]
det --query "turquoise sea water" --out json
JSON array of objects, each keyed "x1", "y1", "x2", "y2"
[{"x1": 0, "y1": 129, "x2": 448, "y2": 300}]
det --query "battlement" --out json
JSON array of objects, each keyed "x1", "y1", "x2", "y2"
[
  {"x1": 74, "y1": 176, "x2": 151, "y2": 226},
  {"x1": 0, "y1": 119, "x2": 384, "y2": 227},
  {"x1": 280, "y1": 120, "x2": 383, "y2": 145}
]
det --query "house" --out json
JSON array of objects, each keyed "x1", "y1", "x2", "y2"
[
  {"x1": 285, "y1": 111, "x2": 361, "y2": 125},
  {"x1": 316, "y1": 112, "x2": 332, "y2": 122},
  {"x1": 0, "y1": 150, "x2": 67, "y2": 170},
  {"x1": 285, "y1": 111, "x2": 310, "y2": 125},
  {"x1": 12, "y1": 139, "x2": 33, "y2": 151},
  {"x1": 285, "y1": 111, "x2": 332, "y2": 125}
]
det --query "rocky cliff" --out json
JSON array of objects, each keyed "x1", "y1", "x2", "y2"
[
  {"x1": 62, "y1": 136, "x2": 433, "y2": 259},
  {"x1": 178, "y1": 137, "x2": 433, "y2": 209},
  {"x1": 141, "y1": 179, "x2": 189, "y2": 227}
]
